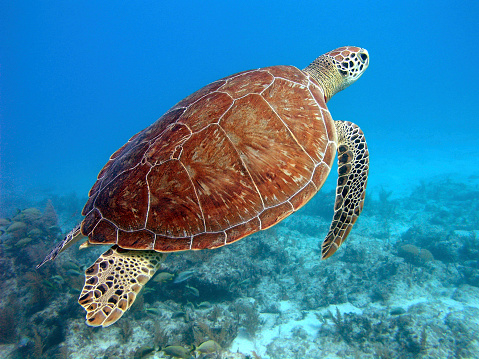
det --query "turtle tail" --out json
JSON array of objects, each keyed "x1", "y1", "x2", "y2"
[{"x1": 321, "y1": 121, "x2": 369, "y2": 259}]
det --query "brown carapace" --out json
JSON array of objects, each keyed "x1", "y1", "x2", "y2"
[{"x1": 82, "y1": 65, "x2": 338, "y2": 252}]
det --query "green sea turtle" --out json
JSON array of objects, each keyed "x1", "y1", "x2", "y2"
[{"x1": 38, "y1": 46, "x2": 370, "y2": 327}]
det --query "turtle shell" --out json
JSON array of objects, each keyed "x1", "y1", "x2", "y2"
[{"x1": 81, "y1": 65, "x2": 337, "y2": 252}]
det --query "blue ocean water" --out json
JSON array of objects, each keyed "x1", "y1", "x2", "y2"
[{"x1": 1, "y1": 1, "x2": 479, "y2": 358}]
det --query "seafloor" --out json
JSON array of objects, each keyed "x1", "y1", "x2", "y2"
[{"x1": 1, "y1": 174, "x2": 478, "y2": 359}]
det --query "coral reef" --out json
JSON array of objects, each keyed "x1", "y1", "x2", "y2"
[{"x1": 0, "y1": 175, "x2": 479, "y2": 358}]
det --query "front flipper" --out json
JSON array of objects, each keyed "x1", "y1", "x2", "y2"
[
  {"x1": 321, "y1": 121, "x2": 369, "y2": 259},
  {"x1": 78, "y1": 245, "x2": 167, "y2": 327}
]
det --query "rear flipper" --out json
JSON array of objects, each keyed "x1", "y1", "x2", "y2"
[
  {"x1": 78, "y1": 245, "x2": 167, "y2": 327},
  {"x1": 321, "y1": 121, "x2": 369, "y2": 259},
  {"x1": 36, "y1": 223, "x2": 85, "y2": 269}
]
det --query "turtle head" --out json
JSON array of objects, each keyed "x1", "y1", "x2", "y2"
[{"x1": 304, "y1": 46, "x2": 369, "y2": 102}]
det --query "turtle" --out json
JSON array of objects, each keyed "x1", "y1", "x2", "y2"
[{"x1": 37, "y1": 46, "x2": 370, "y2": 327}]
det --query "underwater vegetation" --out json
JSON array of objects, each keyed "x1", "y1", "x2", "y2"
[{"x1": 0, "y1": 174, "x2": 478, "y2": 358}]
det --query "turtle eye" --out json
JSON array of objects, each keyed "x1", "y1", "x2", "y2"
[{"x1": 359, "y1": 53, "x2": 368, "y2": 62}]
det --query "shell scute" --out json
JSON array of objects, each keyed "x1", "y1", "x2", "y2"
[
  {"x1": 118, "y1": 230, "x2": 154, "y2": 250},
  {"x1": 262, "y1": 78, "x2": 329, "y2": 164},
  {"x1": 259, "y1": 202, "x2": 294, "y2": 229},
  {"x1": 178, "y1": 91, "x2": 233, "y2": 132},
  {"x1": 308, "y1": 82, "x2": 328, "y2": 110},
  {"x1": 191, "y1": 232, "x2": 226, "y2": 250},
  {"x1": 153, "y1": 235, "x2": 191, "y2": 252},
  {"x1": 218, "y1": 70, "x2": 274, "y2": 99},
  {"x1": 174, "y1": 80, "x2": 225, "y2": 109},
  {"x1": 146, "y1": 160, "x2": 203, "y2": 237},
  {"x1": 225, "y1": 217, "x2": 261, "y2": 244},
  {"x1": 220, "y1": 94, "x2": 314, "y2": 208},
  {"x1": 289, "y1": 181, "x2": 318, "y2": 211},
  {"x1": 89, "y1": 220, "x2": 117, "y2": 244},
  {"x1": 181, "y1": 124, "x2": 262, "y2": 232},
  {"x1": 85, "y1": 141, "x2": 150, "y2": 215},
  {"x1": 312, "y1": 161, "x2": 332, "y2": 190},
  {"x1": 94, "y1": 163, "x2": 151, "y2": 231},
  {"x1": 82, "y1": 209, "x2": 102, "y2": 237},
  {"x1": 100, "y1": 142, "x2": 150, "y2": 186},
  {"x1": 145, "y1": 124, "x2": 191, "y2": 165},
  {"x1": 263, "y1": 65, "x2": 309, "y2": 86},
  {"x1": 113, "y1": 108, "x2": 185, "y2": 162}
]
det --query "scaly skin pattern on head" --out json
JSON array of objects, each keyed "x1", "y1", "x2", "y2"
[{"x1": 303, "y1": 46, "x2": 369, "y2": 102}]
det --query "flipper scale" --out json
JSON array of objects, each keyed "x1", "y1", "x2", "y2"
[{"x1": 321, "y1": 121, "x2": 369, "y2": 259}]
